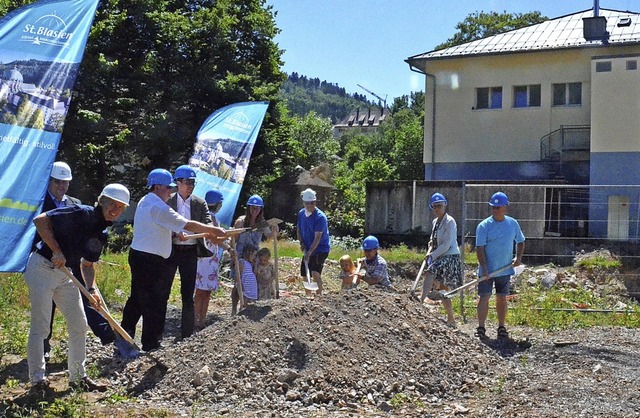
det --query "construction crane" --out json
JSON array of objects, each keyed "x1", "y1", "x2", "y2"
[{"x1": 357, "y1": 84, "x2": 387, "y2": 109}]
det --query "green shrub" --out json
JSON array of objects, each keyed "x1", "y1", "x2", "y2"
[{"x1": 106, "y1": 224, "x2": 133, "y2": 253}]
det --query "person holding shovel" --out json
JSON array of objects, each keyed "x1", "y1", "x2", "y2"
[
  {"x1": 25, "y1": 183, "x2": 130, "y2": 393},
  {"x1": 297, "y1": 188, "x2": 330, "y2": 295},
  {"x1": 232, "y1": 194, "x2": 277, "y2": 258},
  {"x1": 121, "y1": 169, "x2": 227, "y2": 352},
  {"x1": 357, "y1": 235, "x2": 392, "y2": 289},
  {"x1": 230, "y1": 194, "x2": 277, "y2": 312},
  {"x1": 475, "y1": 191, "x2": 525, "y2": 339},
  {"x1": 419, "y1": 193, "x2": 462, "y2": 327}
]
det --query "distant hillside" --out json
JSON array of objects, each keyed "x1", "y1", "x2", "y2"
[{"x1": 280, "y1": 72, "x2": 373, "y2": 123}]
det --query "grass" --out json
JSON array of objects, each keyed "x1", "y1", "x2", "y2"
[
  {"x1": 576, "y1": 256, "x2": 622, "y2": 270},
  {"x1": 444, "y1": 278, "x2": 640, "y2": 330},
  {"x1": 273, "y1": 239, "x2": 426, "y2": 264}
]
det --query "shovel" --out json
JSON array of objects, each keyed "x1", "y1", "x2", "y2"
[
  {"x1": 185, "y1": 218, "x2": 283, "y2": 239},
  {"x1": 184, "y1": 228, "x2": 254, "y2": 239},
  {"x1": 254, "y1": 217, "x2": 283, "y2": 231},
  {"x1": 273, "y1": 234, "x2": 280, "y2": 299},
  {"x1": 93, "y1": 288, "x2": 140, "y2": 359},
  {"x1": 61, "y1": 267, "x2": 141, "y2": 357},
  {"x1": 409, "y1": 257, "x2": 429, "y2": 300},
  {"x1": 428, "y1": 263, "x2": 525, "y2": 301},
  {"x1": 231, "y1": 240, "x2": 245, "y2": 311},
  {"x1": 303, "y1": 259, "x2": 318, "y2": 291}
]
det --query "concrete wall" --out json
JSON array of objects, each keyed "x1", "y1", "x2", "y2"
[{"x1": 365, "y1": 181, "x2": 546, "y2": 243}]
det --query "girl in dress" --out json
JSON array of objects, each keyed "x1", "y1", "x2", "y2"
[
  {"x1": 255, "y1": 247, "x2": 276, "y2": 300},
  {"x1": 194, "y1": 190, "x2": 231, "y2": 330}
]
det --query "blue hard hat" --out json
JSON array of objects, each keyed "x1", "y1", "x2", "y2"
[
  {"x1": 174, "y1": 164, "x2": 196, "y2": 180},
  {"x1": 205, "y1": 190, "x2": 224, "y2": 205},
  {"x1": 429, "y1": 193, "x2": 447, "y2": 209},
  {"x1": 489, "y1": 192, "x2": 509, "y2": 207},
  {"x1": 247, "y1": 194, "x2": 264, "y2": 207},
  {"x1": 147, "y1": 168, "x2": 176, "y2": 188},
  {"x1": 362, "y1": 235, "x2": 379, "y2": 251}
]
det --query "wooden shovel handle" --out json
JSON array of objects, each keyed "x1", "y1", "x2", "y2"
[
  {"x1": 273, "y1": 237, "x2": 279, "y2": 299},
  {"x1": 231, "y1": 241, "x2": 244, "y2": 309},
  {"x1": 61, "y1": 267, "x2": 140, "y2": 350},
  {"x1": 186, "y1": 227, "x2": 250, "y2": 240}
]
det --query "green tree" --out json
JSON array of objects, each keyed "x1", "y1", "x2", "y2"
[
  {"x1": 57, "y1": 0, "x2": 285, "y2": 201},
  {"x1": 2, "y1": 113, "x2": 16, "y2": 125},
  {"x1": 435, "y1": 11, "x2": 547, "y2": 49},
  {"x1": 0, "y1": 0, "x2": 30, "y2": 16},
  {"x1": 15, "y1": 96, "x2": 32, "y2": 126},
  {"x1": 27, "y1": 108, "x2": 45, "y2": 130},
  {"x1": 290, "y1": 111, "x2": 339, "y2": 169}
]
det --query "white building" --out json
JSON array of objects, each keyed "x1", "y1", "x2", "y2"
[{"x1": 406, "y1": 8, "x2": 640, "y2": 188}]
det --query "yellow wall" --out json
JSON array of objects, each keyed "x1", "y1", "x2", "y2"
[
  {"x1": 419, "y1": 46, "x2": 640, "y2": 164},
  {"x1": 591, "y1": 55, "x2": 640, "y2": 153}
]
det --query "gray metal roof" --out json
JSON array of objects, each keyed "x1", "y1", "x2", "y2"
[{"x1": 408, "y1": 9, "x2": 640, "y2": 61}]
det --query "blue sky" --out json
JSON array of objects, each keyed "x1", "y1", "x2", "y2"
[{"x1": 267, "y1": 0, "x2": 637, "y2": 102}]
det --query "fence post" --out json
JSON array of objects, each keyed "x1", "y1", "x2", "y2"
[{"x1": 460, "y1": 182, "x2": 467, "y2": 323}]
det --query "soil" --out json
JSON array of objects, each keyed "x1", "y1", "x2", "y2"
[{"x1": 2, "y1": 252, "x2": 639, "y2": 417}]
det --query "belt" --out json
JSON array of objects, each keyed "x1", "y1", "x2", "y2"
[
  {"x1": 172, "y1": 244, "x2": 197, "y2": 252},
  {"x1": 35, "y1": 249, "x2": 52, "y2": 262}
]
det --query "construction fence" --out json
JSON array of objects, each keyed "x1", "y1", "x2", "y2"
[{"x1": 365, "y1": 181, "x2": 640, "y2": 295}]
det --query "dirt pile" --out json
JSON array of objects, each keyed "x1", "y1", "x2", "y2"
[
  {"x1": 108, "y1": 289, "x2": 507, "y2": 416},
  {"x1": 4, "y1": 253, "x2": 639, "y2": 417}
]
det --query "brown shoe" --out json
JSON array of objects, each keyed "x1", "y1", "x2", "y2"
[
  {"x1": 70, "y1": 376, "x2": 108, "y2": 392},
  {"x1": 30, "y1": 378, "x2": 51, "y2": 391}
]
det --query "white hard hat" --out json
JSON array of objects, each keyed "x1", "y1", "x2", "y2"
[
  {"x1": 51, "y1": 161, "x2": 72, "y2": 181},
  {"x1": 99, "y1": 183, "x2": 130, "y2": 206},
  {"x1": 301, "y1": 188, "x2": 317, "y2": 202}
]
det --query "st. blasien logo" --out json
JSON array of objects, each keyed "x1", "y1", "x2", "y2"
[{"x1": 21, "y1": 13, "x2": 75, "y2": 47}]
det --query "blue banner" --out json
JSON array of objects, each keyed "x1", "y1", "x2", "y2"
[
  {"x1": 0, "y1": 0, "x2": 100, "y2": 272},
  {"x1": 190, "y1": 102, "x2": 269, "y2": 228}
]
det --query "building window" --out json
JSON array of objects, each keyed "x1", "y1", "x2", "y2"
[
  {"x1": 513, "y1": 84, "x2": 541, "y2": 108},
  {"x1": 595, "y1": 61, "x2": 612, "y2": 72},
  {"x1": 627, "y1": 60, "x2": 637, "y2": 70},
  {"x1": 552, "y1": 82, "x2": 582, "y2": 106},
  {"x1": 476, "y1": 86, "x2": 502, "y2": 109}
]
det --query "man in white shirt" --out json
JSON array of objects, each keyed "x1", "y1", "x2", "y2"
[{"x1": 121, "y1": 168, "x2": 226, "y2": 351}]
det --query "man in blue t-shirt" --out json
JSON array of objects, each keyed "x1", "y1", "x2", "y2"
[
  {"x1": 475, "y1": 192, "x2": 525, "y2": 339},
  {"x1": 296, "y1": 188, "x2": 330, "y2": 295}
]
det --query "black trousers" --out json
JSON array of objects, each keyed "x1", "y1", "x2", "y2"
[
  {"x1": 121, "y1": 249, "x2": 173, "y2": 351},
  {"x1": 167, "y1": 245, "x2": 197, "y2": 338}
]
